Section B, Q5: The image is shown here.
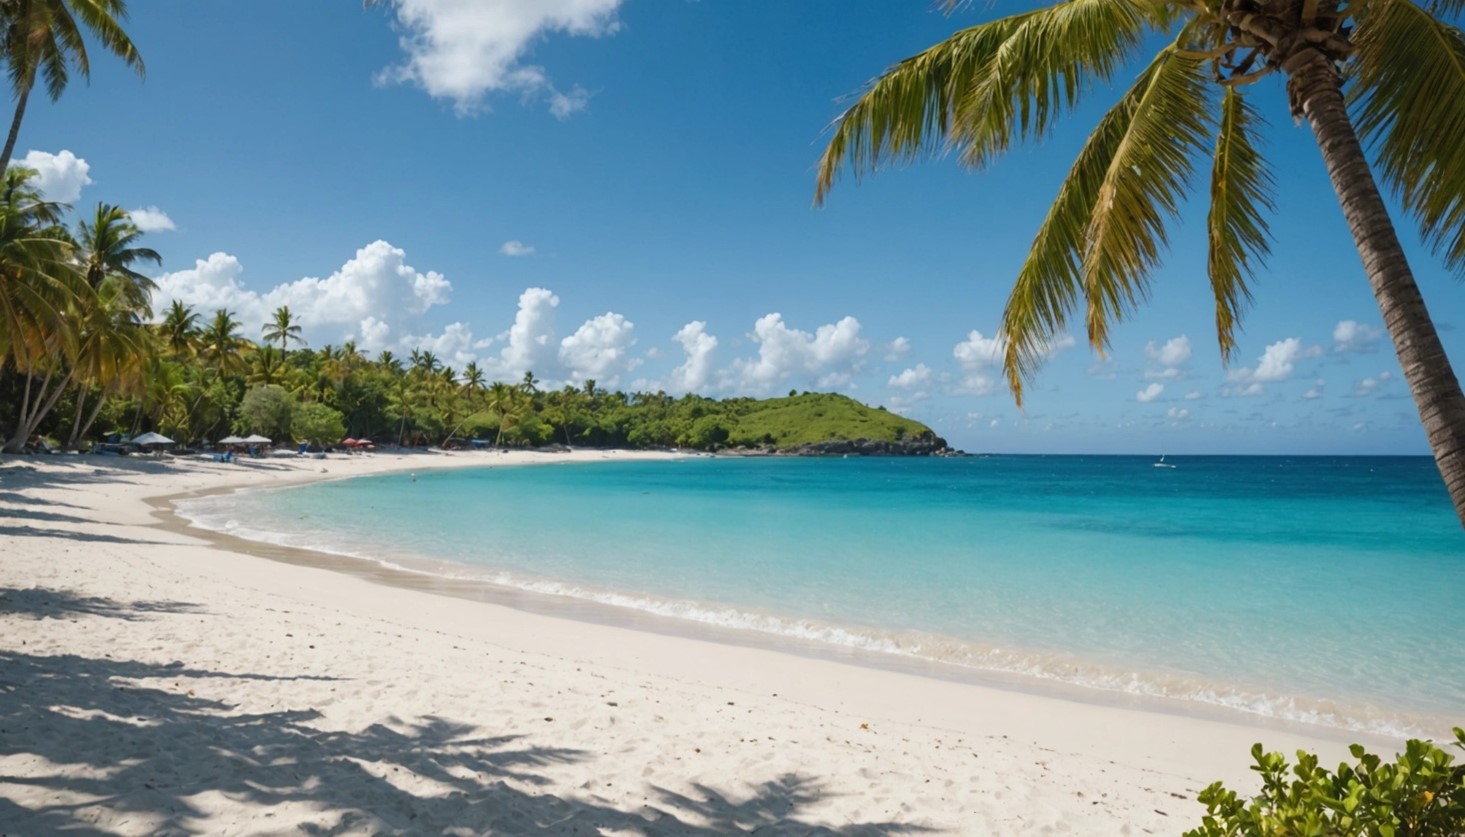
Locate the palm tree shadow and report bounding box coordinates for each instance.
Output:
[0,587,201,621]
[0,646,932,835]
[0,523,170,545]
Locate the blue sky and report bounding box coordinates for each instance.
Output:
[20,0,1465,454]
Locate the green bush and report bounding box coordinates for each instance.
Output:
[1185,728,1465,837]
[291,401,345,445]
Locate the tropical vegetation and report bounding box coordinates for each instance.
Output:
[0,179,936,452]
[1185,729,1465,836]
[815,0,1465,526]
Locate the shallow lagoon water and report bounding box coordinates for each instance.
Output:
[178,454,1465,737]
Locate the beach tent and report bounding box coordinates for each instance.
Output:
[130,432,174,447]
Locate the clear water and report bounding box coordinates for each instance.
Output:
[177,455,1465,737]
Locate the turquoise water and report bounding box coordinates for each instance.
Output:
[178,455,1465,737]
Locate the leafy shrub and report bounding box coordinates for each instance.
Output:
[1185,728,1465,836]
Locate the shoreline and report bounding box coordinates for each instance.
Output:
[159,459,1410,747]
[0,449,1409,833]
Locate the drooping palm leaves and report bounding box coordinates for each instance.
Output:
[0,0,144,173]
[815,0,1465,525]
[76,202,160,316]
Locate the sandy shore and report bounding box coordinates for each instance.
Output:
[0,448,1388,834]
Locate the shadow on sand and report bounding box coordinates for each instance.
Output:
[0,591,931,835]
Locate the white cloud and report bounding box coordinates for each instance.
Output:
[494,287,560,378]
[1136,383,1164,403]
[1333,320,1382,353]
[377,0,621,117]
[885,336,911,362]
[18,149,91,202]
[499,240,535,257]
[1230,337,1307,387]
[668,321,717,393]
[888,363,932,389]
[1302,378,1326,400]
[950,330,1073,397]
[401,321,481,370]
[152,241,453,347]
[128,206,176,233]
[559,311,636,385]
[1165,407,1190,421]
[1184,390,1202,400]
[1354,371,1393,397]
[1145,335,1192,367]
[731,313,870,392]
[1222,382,1264,397]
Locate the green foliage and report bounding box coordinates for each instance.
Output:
[1185,729,1465,837]
[291,400,344,444]
[724,393,931,448]
[235,384,293,441]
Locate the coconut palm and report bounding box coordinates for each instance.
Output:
[261,304,305,352]
[199,308,249,379]
[76,202,159,316]
[0,167,81,451]
[158,299,199,358]
[815,0,1465,525]
[0,0,145,174]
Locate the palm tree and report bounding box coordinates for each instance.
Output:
[485,381,524,446]
[0,167,80,451]
[261,304,305,353]
[76,202,159,316]
[200,308,249,379]
[815,0,1465,526]
[0,0,145,175]
[158,299,199,358]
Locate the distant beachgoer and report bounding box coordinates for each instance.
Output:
[411,473,417,483]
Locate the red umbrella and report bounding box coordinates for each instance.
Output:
[341,438,358,447]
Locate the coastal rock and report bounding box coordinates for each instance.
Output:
[782,431,950,457]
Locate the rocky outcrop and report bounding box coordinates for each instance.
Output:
[782,431,952,457]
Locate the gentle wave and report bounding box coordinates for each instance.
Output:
[175,493,1444,740]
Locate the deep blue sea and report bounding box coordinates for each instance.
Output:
[177,455,1465,737]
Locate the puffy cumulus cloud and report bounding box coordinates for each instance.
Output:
[1146,335,1192,367]
[127,206,176,233]
[731,314,870,392]
[1136,383,1164,403]
[888,363,932,389]
[499,239,535,257]
[377,0,621,117]
[667,321,717,393]
[951,329,1074,396]
[1165,407,1190,421]
[884,336,911,362]
[19,149,91,202]
[493,287,560,377]
[152,241,453,346]
[400,321,481,370]
[1333,320,1382,353]
[559,312,637,385]
[1354,370,1393,396]
[1303,378,1326,400]
[1230,337,1314,387]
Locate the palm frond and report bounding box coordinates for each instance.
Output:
[1351,0,1465,275]
[814,0,1151,204]
[1001,44,1214,403]
[1206,87,1273,363]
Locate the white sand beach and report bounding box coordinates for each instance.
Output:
[0,449,1383,834]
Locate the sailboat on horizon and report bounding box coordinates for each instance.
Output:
[1154,454,1176,469]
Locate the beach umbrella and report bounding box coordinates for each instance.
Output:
[130,432,174,446]
[218,435,246,445]
[241,434,272,445]
[341,438,358,446]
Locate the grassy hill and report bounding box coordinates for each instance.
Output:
[721,393,938,449]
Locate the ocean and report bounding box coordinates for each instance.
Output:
[176,454,1465,739]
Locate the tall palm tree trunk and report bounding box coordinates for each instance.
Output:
[1287,49,1465,527]
[0,84,31,178]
